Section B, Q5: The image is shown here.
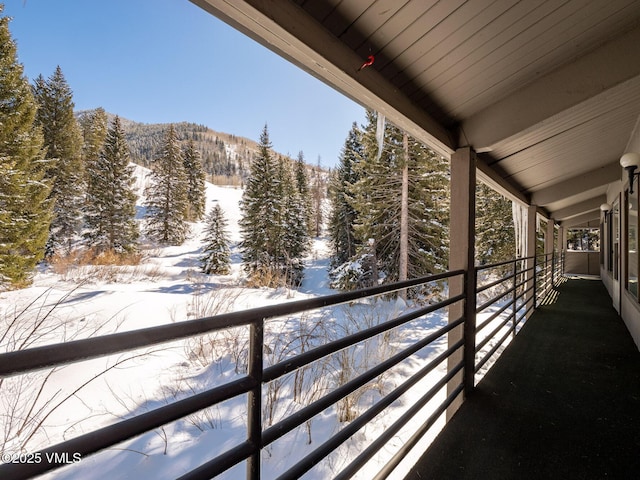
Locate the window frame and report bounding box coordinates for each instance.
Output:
[565,227,600,252]
[626,188,639,300]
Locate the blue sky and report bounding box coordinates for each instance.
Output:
[4,0,365,167]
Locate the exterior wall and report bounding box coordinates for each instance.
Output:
[621,288,640,350]
[600,181,619,305]
[602,261,614,298]
[603,120,640,350]
[565,251,600,275]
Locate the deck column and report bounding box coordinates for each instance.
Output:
[545,219,555,254]
[546,218,555,286]
[558,225,565,273]
[447,147,476,419]
[526,205,538,315]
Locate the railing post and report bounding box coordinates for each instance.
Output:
[525,205,537,317]
[545,218,555,293]
[464,268,477,394]
[542,254,551,299]
[547,253,551,294]
[247,321,264,480]
[534,253,538,308]
[512,261,518,337]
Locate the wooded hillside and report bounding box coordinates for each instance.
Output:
[77,111,267,185]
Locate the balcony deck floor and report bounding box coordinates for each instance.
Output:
[405,276,640,480]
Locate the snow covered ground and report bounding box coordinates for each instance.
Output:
[0,167,515,479]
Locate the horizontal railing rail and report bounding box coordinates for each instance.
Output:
[0,271,460,378]
[0,270,465,480]
[473,251,563,379]
[1,250,566,480]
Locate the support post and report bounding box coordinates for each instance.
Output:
[447,147,476,419]
[558,225,565,274]
[546,219,555,289]
[526,205,538,315]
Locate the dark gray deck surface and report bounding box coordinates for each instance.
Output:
[405,277,640,480]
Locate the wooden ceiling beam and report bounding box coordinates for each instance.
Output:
[476,154,529,205]
[459,24,640,151]
[530,162,620,206]
[550,196,606,221]
[560,211,601,228]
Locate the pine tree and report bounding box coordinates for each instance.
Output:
[78,108,108,175]
[277,155,309,285]
[329,122,362,267]
[310,159,325,237]
[85,116,139,252]
[200,204,231,275]
[294,151,313,236]
[0,9,53,287]
[349,111,449,284]
[239,124,280,283]
[144,124,189,245]
[78,108,108,220]
[32,66,84,255]
[476,181,515,264]
[183,139,206,221]
[239,125,309,286]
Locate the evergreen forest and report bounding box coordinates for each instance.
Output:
[115,117,256,186]
[0,7,516,291]
[327,112,515,293]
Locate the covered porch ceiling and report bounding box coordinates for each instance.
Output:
[191,0,640,227]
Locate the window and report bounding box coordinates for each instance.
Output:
[600,219,605,266]
[627,189,638,299]
[611,200,620,280]
[566,228,600,251]
[537,219,547,257]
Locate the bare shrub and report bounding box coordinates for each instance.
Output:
[262,313,332,440]
[245,265,287,289]
[90,249,143,266]
[292,314,330,405]
[0,288,141,453]
[160,380,222,432]
[48,247,162,284]
[209,174,243,187]
[50,248,142,271]
[263,326,301,428]
[184,282,247,372]
[331,302,403,423]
